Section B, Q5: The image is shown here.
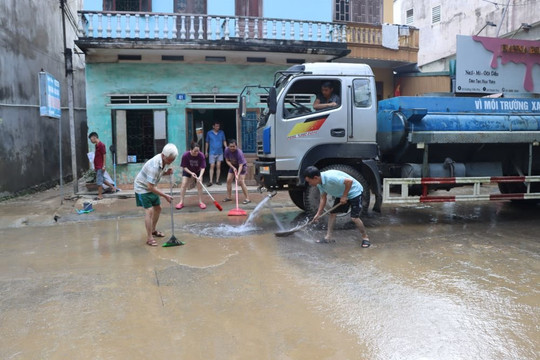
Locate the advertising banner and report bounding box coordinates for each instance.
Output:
[456,35,540,94]
[39,72,61,118]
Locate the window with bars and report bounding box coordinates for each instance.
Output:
[406,8,414,25]
[334,0,350,22]
[432,5,441,24]
[114,109,167,164]
[103,0,151,11]
[109,94,168,105]
[189,94,239,104]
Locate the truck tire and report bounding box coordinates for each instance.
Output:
[303,164,369,228]
[288,189,306,210]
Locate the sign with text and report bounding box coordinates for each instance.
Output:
[39,72,61,118]
[456,35,540,94]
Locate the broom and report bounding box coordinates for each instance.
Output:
[228,175,247,216]
[197,178,223,211]
[163,174,185,247]
[275,203,341,237]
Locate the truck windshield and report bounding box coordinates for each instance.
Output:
[275,74,292,96]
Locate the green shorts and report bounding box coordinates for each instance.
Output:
[135,192,160,209]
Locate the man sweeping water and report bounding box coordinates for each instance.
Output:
[134,143,178,246]
[304,166,370,247]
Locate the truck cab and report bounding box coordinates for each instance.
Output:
[253,63,382,211]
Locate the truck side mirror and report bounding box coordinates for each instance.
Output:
[267,87,277,114]
[240,95,247,118]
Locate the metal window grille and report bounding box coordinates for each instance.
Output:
[109,94,168,105]
[432,5,441,24]
[189,94,239,103]
[406,9,414,25]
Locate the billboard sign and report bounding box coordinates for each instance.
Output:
[456,35,540,94]
[39,72,61,118]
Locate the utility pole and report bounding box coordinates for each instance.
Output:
[60,0,78,194]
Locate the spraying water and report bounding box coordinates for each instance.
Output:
[266,200,285,230]
[182,192,281,238]
[243,196,271,227]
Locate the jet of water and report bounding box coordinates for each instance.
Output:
[243,196,271,227]
[266,200,285,230]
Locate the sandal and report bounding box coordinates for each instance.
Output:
[361,239,371,248]
[223,198,233,202]
[175,203,184,210]
[242,199,252,204]
[152,230,165,237]
[199,203,207,209]
[316,238,335,244]
[146,238,158,246]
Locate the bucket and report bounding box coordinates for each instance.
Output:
[83,202,93,211]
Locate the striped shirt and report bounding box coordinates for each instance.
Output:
[134,154,167,194]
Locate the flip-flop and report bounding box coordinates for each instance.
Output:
[175,203,184,210]
[361,239,371,248]
[199,203,207,209]
[242,199,251,204]
[152,230,165,237]
[146,239,158,246]
[223,198,233,202]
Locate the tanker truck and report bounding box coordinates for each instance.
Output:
[246,62,540,214]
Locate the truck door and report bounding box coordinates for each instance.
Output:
[275,78,347,171]
[347,77,377,143]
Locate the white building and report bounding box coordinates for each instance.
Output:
[393,0,539,72]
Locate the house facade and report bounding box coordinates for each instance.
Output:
[0,0,87,198]
[77,0,418,185]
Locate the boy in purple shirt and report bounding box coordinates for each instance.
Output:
[223,139,251,204]
[175,143,207,210]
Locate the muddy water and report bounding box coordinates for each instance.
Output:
[0,201,539,359]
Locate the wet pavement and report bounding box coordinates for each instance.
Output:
[0,187,539,359]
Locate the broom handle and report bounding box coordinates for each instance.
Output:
[197,178,216,202]
[169,174,175,237]
[235,175,239,209]
[311,203,341,224]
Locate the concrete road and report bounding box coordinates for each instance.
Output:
[0,189,538,359]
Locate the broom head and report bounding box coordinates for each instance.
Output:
[228,208,247,216]
[162,235,185,247]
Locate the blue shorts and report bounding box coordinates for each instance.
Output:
[208,154,223,164]
[96,169,105,186]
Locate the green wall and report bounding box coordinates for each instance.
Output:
[86,62,282,184]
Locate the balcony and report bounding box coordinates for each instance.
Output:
[76,11,418,67]
[344,22,419,68]
[76,11,350,63]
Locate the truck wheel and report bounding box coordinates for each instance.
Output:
[288,189,306,210]
[303,164,369,228]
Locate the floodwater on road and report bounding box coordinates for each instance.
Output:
[0,199,538,359]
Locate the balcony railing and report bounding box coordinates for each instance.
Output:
[78,11,347,43]
[346,22,419,49]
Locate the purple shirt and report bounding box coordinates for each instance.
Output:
[181,151,206,174]
[224,147,247,171]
